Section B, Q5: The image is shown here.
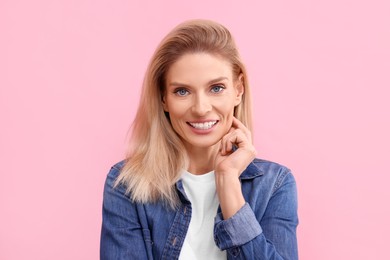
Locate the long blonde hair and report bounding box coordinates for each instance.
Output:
[115,19,253,208]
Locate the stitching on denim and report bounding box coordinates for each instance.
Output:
[272,169,289,194]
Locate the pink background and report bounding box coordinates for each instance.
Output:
[1,0,389,259]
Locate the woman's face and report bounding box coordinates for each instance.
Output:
[163,53,243,152]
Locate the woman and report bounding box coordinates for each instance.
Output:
[100,19,298,259]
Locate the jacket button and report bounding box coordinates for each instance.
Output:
[232,247,240,256]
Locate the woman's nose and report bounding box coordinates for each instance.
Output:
[191,94,212,115]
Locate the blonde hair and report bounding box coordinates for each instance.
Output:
[115,19,253,208]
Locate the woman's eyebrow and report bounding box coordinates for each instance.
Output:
[169,77,229,88]
[207,77,228,85]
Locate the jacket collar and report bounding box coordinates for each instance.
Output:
[239,160,264,180]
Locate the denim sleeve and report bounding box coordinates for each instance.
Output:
[100,166,152,260]
[213,172,299,259]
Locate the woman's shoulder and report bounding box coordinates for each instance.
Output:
[252,158,291,173]
[108,160,126,176]
[243,158,291,175]
[242,158,297,199]
[103,160,127,191]
[242,158,295,185]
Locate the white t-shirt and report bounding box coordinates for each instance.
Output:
[179,170,227,260]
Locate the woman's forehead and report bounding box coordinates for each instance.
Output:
[166,53,233,85]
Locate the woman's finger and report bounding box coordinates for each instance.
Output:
[232,117,252,141]
[221,128,247,154]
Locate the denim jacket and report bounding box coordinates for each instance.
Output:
[100,158,298,259]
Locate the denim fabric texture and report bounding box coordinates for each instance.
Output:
[100,159,299,259]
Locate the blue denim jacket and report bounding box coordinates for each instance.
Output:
[100,159,298,259]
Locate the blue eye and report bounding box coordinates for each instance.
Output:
[174,88,189,96]
[211,85,224,93]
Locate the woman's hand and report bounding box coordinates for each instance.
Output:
[215,117,256,176]
[214,117,256,219]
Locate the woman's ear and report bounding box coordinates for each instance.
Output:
[162,93,169,112]
[234,73,244,106]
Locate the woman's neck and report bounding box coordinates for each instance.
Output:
[185,144,219,175]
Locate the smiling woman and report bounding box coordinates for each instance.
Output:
[100,19,299,260]
[163,53,244,156]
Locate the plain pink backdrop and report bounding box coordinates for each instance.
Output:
[1,0,389,259]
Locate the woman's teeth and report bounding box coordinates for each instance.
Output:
[189,121,217,130]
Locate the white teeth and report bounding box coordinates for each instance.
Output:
[189,121,217,130]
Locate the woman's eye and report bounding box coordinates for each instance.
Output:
[174,88,189,96]
[211,85,224,93]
